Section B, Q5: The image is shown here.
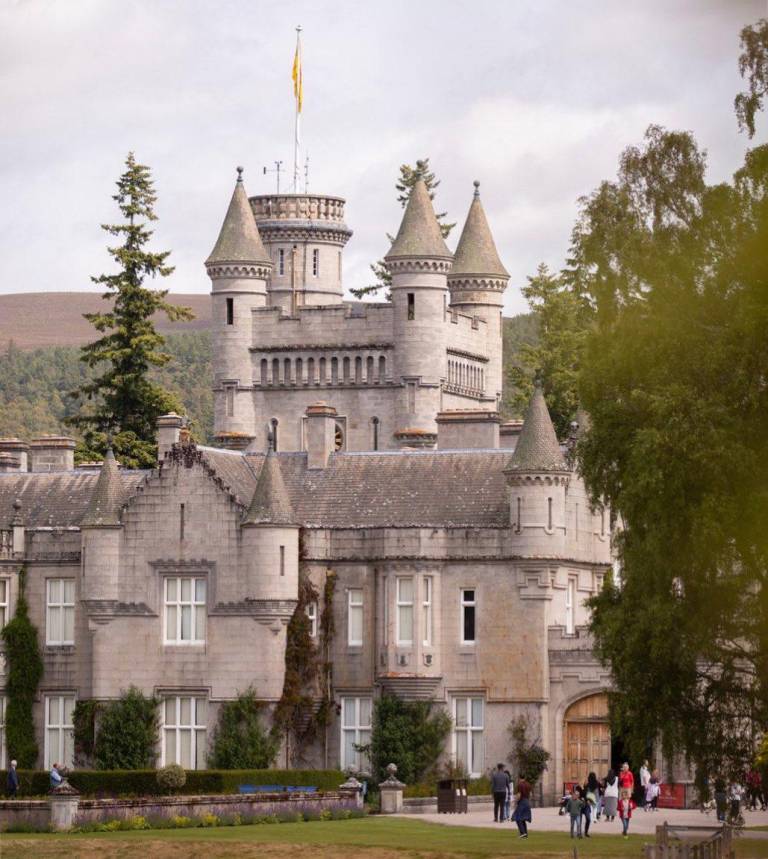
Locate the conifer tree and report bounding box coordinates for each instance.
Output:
[351,158,455,299]
[68,153,192,468]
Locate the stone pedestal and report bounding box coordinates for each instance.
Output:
[48,780,80,831]
[378,763,405,814]
[339,773,365,809]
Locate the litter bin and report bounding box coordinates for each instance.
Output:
[437,778,468,813]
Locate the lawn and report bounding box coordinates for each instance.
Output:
[3,817,767,859]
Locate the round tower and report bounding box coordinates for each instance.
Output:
[206,168,273,446]
[505,382,570,555]
[249,193,352,311]
[384,179,453,446]
[448,182,509,406]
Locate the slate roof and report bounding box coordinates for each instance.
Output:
[81,449,124,527]
[206,176,271,266]
[450,185,509,279]
[385,179,452,261]
[242,449,295,526]
[506,384,567,473]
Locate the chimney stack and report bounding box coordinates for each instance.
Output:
[157,413,185,463]
[0,438,30,471]
[28,436,75,472]
[305,403,337,469]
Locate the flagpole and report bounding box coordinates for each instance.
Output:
[293,25,302,193]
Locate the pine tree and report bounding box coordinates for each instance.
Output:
[67,153,193,468]
[351,158,455,299]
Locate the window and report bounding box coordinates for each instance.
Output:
[46,579,75,646]
[371,416,379,451]
[164,577,206,644]
[340,696,372,772]
[0,696,5,769]
[335,421,345,451]
[396,577,414,646]
[347,588,363,646]
[163,696,207,769]
[422,577,433,646]
[312,248,320,276]
[453,697,484,777]
[270,418,279,451]
[565,577,576,634]
[0,578,8,628]
[306,601,318,638]
[280,545,285,577]
[226,297,234,325]
[278,248,285,275]
[407,292,415,320]
[45,695,75,769]
[226,386,234,418]
[338,250,342,279]
[460,588,476,644]
[516,497,522,533]
[547,497,553,531]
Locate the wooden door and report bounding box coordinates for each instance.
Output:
[564,693,610,784]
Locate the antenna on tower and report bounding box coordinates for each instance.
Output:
[263,160,284,194]
[304,154,310,193]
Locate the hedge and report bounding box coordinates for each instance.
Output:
[403,776,491,798]
[0,768,346,798]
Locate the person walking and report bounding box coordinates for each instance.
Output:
[503,769,512,821]
[746,768,763,811]
[603,769,619,821]
[639,760,651,808]
[618,762,634,795]
[566,786,585,838]
[512,774,532,839]
[618,791,636,839]
[582,773,598,836]
[714,777,728,822]
[6,760,19,798]
[490,763,508,823]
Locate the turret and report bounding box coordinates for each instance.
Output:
[80,449,124,602]
[448,182,509,406]
[240,444,299,601]
[249,193,352,311]
[504,383,569,554]
[206,168,273,447]
[385,179,453,446]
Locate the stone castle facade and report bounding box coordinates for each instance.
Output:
[0,171,613,801]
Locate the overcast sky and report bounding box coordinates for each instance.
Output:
[0,0,765,316]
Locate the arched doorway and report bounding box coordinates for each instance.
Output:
[563,693,610,784]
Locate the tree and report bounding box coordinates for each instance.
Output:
[351,158,455,299]
[1,569,44,768]
[67,152,192,468]
[506,264,587,438]
[736,18,768,138]
[507,716,550,787]
[368,693,452,784]
[209,689,278,769]
[93,687,159,770]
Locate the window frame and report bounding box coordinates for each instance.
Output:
[161,695,207,770]
[278,248,285,275]
[306,600,318,638]
[312,248,320,277]
[340,695,372,772]
[347,588,364,647]
[452,696,484,778]
[395,577,414,647]
[163,576,207,645]
[0,578,8,629]
[46,578,75,646]
[422,576,433,647]
[44,694,75,770]
[565,577,576,634]
[460,588,476,645]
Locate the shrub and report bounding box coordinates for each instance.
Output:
[156,764,186,793]
[95,687,160,770]
[319,809,333,821]
[210,689,278,769]
[170,815,193,828]
[508,716,550,788]
[199,813,219,827]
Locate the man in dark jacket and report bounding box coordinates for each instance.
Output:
[491,763,509,822]
[6,759,19,798]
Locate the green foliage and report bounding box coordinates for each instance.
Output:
[156,764,186,792]
[735,18,768,138]
[352,158,454,299]
[369,694,452,785]
[72,699,100,767]
[0,331,213,447]
[67,152,193,467]
[506,265,587,437]
[1,568,43,768]
[210,689,278,770]
[94,687,160,770]
[507,716,550,787]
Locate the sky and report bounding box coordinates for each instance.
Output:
[0,0,765,316]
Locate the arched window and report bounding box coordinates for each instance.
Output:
[272,358,280,385]
[371,416,380,451]
[295,358,303,384]
[284,357,292,384]
[260,359,268,385]
[331,357,339,384]
[366,355,374,382]
[270,418,279,451]
[343,356,351,382]
[334,422,345,451]
[355,356,363,384]
[378,355,386,381]
[307,357,315,384]
[319,357,327,383]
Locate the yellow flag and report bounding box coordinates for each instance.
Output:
[292,39,303,113]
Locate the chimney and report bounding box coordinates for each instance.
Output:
[436,411,500,449]
[305,403,337,469]
[0,438,30,471]
[28,436,75,472]
[499,419,523,450]
[0,452,21,473]
[157,413,185,462]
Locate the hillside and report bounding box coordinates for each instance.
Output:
[0,292,211,350]
[0,304,536,446]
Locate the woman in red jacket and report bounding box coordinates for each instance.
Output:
[618,762,635,793]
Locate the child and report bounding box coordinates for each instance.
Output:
[566,787,585,838]
[558,786,572,816]
[618,791,636,839]
[646,775,660,811]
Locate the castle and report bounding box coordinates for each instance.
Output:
[0,171,614,801]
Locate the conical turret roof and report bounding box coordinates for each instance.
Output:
[506,383,567,472]
[450,183,509,278]
[242,450,295,526]
[206,171,271,266]
[385,179,452,261]
[81,449,124,527]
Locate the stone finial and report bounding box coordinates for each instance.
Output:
[12,498,22,525]
[473,179,480,198]
[236,165,244,182]
[379,762,405,788]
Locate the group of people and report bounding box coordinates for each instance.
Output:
[711,771,766,824]
[490,764,532,838]
[5,760,64,797]
[560,762,642,839]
